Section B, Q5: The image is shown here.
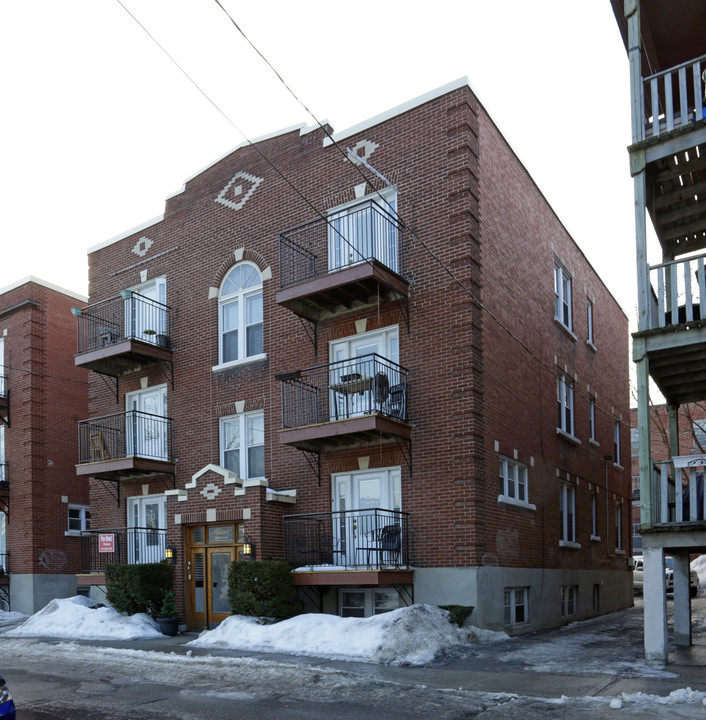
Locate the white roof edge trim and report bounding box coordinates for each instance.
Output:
[323,77,469,146]
[0,276,87,302]
[87,215,165,254]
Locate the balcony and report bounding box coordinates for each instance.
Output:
[72,292,172,379]
[76,410,175,481]
[80,527,167,573]
[283,508,412,585]
[276,199,408,323]
[646,456,706,541]
[277,353,410,453]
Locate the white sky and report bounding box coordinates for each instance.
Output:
[0,1,638,319]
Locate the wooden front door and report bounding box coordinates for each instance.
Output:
[185,524,243,630]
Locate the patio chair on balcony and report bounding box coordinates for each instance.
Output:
[89,432,110,462]
[386,383,406,420]
[358,524,401,568]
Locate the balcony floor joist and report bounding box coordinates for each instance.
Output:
[292,569,414,587]
[75,456,176,482]
[75,338,173,378]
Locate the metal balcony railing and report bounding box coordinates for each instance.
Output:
[641,55,706,141]
[279,199,404,288]
[0,373,6,399]
[278,353,408,429]
[78,411,173,464]
[647,252,706,329]
[0,461,7,487]
[0,552,8,575]
[80,527,167,573]
[74,292,171,354]
[283,508,410,570]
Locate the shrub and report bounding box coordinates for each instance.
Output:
[105,563,174,618]
[228,560,301,621]
[439,604,474,627]
[159,590,178,619]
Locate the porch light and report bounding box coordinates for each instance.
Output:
[240,537,255,561]
[70,307,82,317]
[165,546,177,564]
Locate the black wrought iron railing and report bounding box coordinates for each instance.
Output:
[80,527,167,573]
[283,508,410,570]
[0,373,7,400]
[73,291,171,354]
[78,411,174,464]
[0,552,8,575]
[278,353,408,429]
[0,461,7,487]
[279,199,404,288]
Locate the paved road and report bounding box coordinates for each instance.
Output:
[3,596,706,719]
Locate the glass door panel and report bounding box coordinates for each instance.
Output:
[208,549,234,620]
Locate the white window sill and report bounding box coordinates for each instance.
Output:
[497,494,536,512]
[587,340,597,352]
[590,535,601,542]
[589,438,600,447]
[613,463,624,471]
[556,428,582,445]
[615,548,626,555]
[559,540,581,549]
[64,531,84,537]
[554,317,577,341]
[212,353,267,372]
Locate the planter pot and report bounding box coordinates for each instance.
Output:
[156,617,179,636]
[156,334,170,348]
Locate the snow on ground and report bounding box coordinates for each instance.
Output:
[187,604,507,665]
[2,596,163,641]
[691,554,706,593]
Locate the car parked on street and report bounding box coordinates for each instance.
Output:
[0,674,16,720]
[633,556,699,596]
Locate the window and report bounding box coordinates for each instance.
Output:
[125,276,167,343]
[0,424,5,485]
[591,491,599,539]
[613,420,621,466]
[560,483,576,545]
[218,262,263,366]
[504,587,529,626]
[554,261,572,331]
[561,585,578,617]
[592,584,600,613]
[498,456,533,507]
[693,419,706,452]
[339,588,402,618]
[220,411,265,480]
[589,397,597,443]
[631,427,639,457]
[67,505,91,534]
[615,500,623,551]
[557,374,575,437]
[586,298,594,346]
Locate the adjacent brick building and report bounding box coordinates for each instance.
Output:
[0,277,89,613]
[75,79,632,633]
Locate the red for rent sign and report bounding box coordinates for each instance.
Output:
[98,534,115,553]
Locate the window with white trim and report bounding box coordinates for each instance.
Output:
[498,456,530,505]
[613,420,621,466]
[560,482,576,544]
[557,374,575,436]
[218,262,263,366]
[0,424,5,485]
[615,500,623,551]
[504,587,529,626]
[589,396,597,443]
[561,585,578,617]
[554,261,572,331]
[220,411,265,480]
[67,504,91,534]
[586,297,594,346]
[591,491,599,539]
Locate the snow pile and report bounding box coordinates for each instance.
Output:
[0,610,28,628]
[691,554,706,592]
[620,687,706,706]
[187,604,504,665]
[3,596,164,641]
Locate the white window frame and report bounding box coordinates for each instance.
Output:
[66,504,91,536]
[215,262,265,370]
[219,411,265,482]
[589,397,597,444]
[504,587,529,626]
[498,456,536,510]
[557,373,577,440]
[0,424,5,484]
[591,491,600,541]
[561,585,578,617]
[338,587,402,618]
[586,297,595,349]
[560,482,579,547]
[613,420,622,467]
[615,500,624,552]
[554,261,573,332]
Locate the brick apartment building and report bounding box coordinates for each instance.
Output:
[0,277,89,614]
[74,79,632,633]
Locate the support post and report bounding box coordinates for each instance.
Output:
[643,545,668,662]
[673,551,692,647]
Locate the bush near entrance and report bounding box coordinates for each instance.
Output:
[105,563,175,619]
[228,560,301,621]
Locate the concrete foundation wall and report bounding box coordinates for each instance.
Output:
[10,574,78,614]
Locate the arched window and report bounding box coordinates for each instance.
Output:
[219,262,263,364]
